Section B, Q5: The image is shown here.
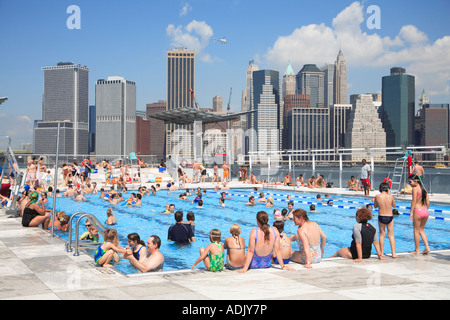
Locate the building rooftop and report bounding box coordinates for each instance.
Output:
[298,64,322,74]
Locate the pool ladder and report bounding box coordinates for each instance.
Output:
[65,212,108,256]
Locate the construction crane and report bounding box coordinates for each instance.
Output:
[227,87,232,113]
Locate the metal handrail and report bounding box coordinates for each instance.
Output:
[66,211,107,256]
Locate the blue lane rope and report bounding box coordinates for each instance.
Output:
[213,191,450,222]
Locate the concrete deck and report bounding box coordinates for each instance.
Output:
[1,182,450,301]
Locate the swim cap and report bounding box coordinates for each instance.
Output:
[29,191,39,204]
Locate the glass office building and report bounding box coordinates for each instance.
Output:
[296,64,324,108]
[381,67,415,147]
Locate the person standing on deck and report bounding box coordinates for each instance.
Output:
[360,159,371,196]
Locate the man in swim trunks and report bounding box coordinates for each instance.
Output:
[192,162,200,183]
[222,161,229,184]
[374,182,397,258]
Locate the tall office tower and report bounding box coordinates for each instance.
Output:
[166,48,195,160]
[146,101,166,159]
[34,62,90,155]
[334,50,347,104]
[296,64,324,108]
[213,96,223,113]
[283,60,296,100]
[345,94,386,161]
[416,103,450,147]
[381,67,415,147]
[330,103,352,156]
[95,76,136,156]
[286,107,330,160]
[241,60,259,132]
[321,63,335,107]
[282,94,310,149]
[251,70,281,155]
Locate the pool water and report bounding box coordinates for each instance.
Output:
[48,188,450,274]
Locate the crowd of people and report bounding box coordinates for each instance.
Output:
[0,155,433,274]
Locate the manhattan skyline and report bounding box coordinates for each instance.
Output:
[1,0,449,149]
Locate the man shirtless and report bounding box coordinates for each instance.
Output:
[222,161,230,184]
[124,235,164,272]
[307,176,315,188]
[373,182,397,258]
[414,160,425,182]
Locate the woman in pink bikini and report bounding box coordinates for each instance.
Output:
[408,175,431,255]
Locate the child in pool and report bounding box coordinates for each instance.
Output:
[191,229,224,272]
[94,229,126,268]
[126,233,148,263]
[183,211,196,234]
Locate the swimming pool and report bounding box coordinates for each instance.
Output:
[48,188,450,275]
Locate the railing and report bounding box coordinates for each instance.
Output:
[65,211,107,256]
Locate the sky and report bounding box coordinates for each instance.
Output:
[0,0,449,149]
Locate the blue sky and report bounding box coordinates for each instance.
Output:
[1,0,449,148]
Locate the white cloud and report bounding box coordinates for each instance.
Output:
[263,1,450,97]
[180,3,192,17]
[17,115,32,123]
[166,20,217,63]
[399,25,428,45]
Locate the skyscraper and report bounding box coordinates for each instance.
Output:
[241,60,259,133]
[282,59,296,100]
[95,76,136,156]
[287,107,330,160]
[345,94,386,161]
[296,64,324,108]
[213,96,223,113]
[166,48,195,159]
[334,50,347,104]
[146,101,166,158]
[381,67,415,147]
[34,62,90,155]
[321,63,335,107]
[252,70,281,154]
[330,103,352,154]
[282,94,310,150]
[416,103,449,147]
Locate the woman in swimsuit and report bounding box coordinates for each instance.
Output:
[290,209,327,268]
[191,229,224,272]
[21,191,51,228]
[408,175,431,255]
[238,211,293,273]
[224,224,246,270]
[127,233,148,263]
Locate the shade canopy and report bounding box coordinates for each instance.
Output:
[147,107,255,125]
